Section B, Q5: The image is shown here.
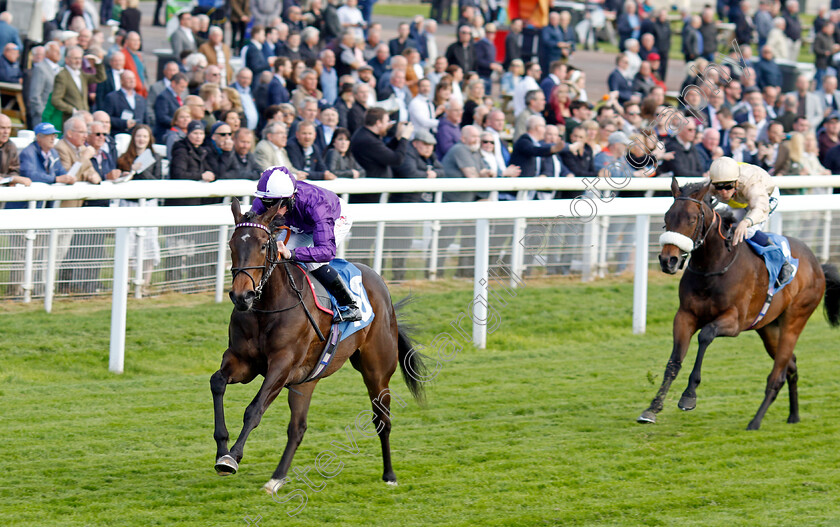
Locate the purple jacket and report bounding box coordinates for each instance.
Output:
[251,180,342,263]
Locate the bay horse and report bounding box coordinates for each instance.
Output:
[638,179,840,430]
[210,199,427,492]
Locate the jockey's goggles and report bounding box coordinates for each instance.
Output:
[713,182,735,191]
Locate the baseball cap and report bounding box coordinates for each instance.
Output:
[647,52,660,61]
[34,122,59,136]
[828,111,840,121]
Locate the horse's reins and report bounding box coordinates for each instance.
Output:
[231,222,326,342]
[673,196,740,277]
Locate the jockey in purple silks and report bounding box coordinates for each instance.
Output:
[251,166,362,322]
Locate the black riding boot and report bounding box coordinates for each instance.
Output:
[750,230,794,287]
[311,264,362,323]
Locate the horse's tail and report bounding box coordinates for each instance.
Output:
[822,263,840,327]
[393,296,427,404]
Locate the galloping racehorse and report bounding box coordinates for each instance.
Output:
[638,179,840,429]
[211,200,427,492]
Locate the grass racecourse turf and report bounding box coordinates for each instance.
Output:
[2,274,840,526]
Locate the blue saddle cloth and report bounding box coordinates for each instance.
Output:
[745,232,798,295]
[326,259,375,341]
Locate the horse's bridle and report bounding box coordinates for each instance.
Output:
[229,221,326,342]
[673,196,721,254]
[230,222,281,301]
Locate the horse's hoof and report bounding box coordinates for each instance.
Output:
[678,396,696,411]
[214,455,239,476]
[385,480,398,487]
[637,410,657,424]
[263,478,287,494]
[746,421,761,431]
[787,415,800,424]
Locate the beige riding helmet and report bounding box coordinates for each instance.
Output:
[709,157,740,184]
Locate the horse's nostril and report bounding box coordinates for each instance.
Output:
[669,256,678,268]
[244,290,256,300]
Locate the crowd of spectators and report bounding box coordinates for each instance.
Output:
[0,0,837,285]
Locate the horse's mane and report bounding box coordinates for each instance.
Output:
[679,181,738,231]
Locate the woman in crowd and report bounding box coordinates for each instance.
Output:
[548,83,572,126]
[165,106,192,159]
[433,78,452,114]
[501,59,524,97]
[116,124,163,294]
[222,110,242,134]
[461,79,485,127]
[334,84,355,129]
[581,120,602,155]
[325,127,365,179]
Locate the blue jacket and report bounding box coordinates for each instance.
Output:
[244,42,270,76]
[9,143,67,209]
[0,21,21,51]
[251,179,342,263]
[103,90,148,134]
[755,58,782,89]
[153,88,181,141]
[267,75,290,106]
[540,24,574,65]
[0,55,21,83]
[474,38,497,79]
[509,134,554,178]
[608,69,633,104]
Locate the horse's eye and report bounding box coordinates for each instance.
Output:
[261,243,267,251]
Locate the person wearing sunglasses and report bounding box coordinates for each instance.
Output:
[709,156,793,285]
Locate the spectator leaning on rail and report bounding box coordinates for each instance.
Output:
[248,166,362,322]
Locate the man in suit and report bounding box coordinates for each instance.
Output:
[103,71,147,134]
[51,46,107,125]
[389,22,416,57]
[153,73,188,141]
[607,54,633,105]
[146,61,184,130]
[510,115,565,180]
[818,75,840,119]
[198,27,234,85]
[788,74,825,129]
[540,60,566,102]
[243,25,272,77]
[171,12,198,59]
[286,120,331,180]
[504,18,523,69]
[94,52,125,110]
[540,11,574,73]
[27,42,62,128]
[347,82,370,133]
[513,89,546,142]
[231,129,262,179]
[254,122,296,173]
[267,59,291,106]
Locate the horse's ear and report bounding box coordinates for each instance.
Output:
[670,176,680,198]
[700,180,712,197]
[231,198,242,223]
[257,200,281,225]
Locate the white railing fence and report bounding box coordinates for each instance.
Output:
[2,177,840,372]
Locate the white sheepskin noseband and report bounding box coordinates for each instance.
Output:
[659,231,695,253]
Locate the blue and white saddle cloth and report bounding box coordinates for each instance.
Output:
[745,232,798,328]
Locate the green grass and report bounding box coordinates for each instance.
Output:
[3,275,840,526]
